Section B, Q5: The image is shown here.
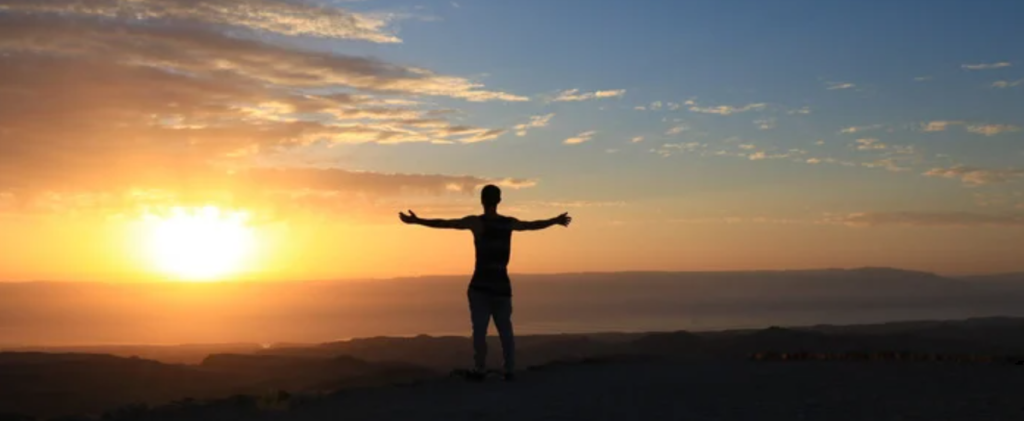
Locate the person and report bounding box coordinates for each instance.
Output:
[399,184,572,381]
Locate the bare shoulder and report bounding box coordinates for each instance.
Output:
[462,215,483,229]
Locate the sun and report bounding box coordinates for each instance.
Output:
[145,205,255,281]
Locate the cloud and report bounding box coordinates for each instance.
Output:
[649,101,664,111]
[787,107,812,115]
[861,158,909,172]
[754,118,776,130]
[0,0,404,43]
[527,200,627,209]
[825,82,856,90]
[962,62,1012,71]
[919,121,1020,136]
[747,150,799,161]
[491,178,538,190]
[688,103,766,115]
[992,80,1024,88]
[924,166,1024,186]
[738,144,757,150]
[564,130,597,145]
[803,157,857,167]
[920,121,964,132]
[513,113,555,136]
[630,136,645,143]
[831,211,1024,228]
[0,16,527,103]
[840,124,883,134]
[966,124,1022,136]
[854,138,887,150]
[552,89,626,102]
[665,125,689,136]
[0,5,534,216]
[815,140,825,146]
[654,142,704,157]
[889,145,917,155]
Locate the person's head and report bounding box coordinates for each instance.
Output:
[480,184,501,209]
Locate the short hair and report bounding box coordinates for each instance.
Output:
[481,184,501,207]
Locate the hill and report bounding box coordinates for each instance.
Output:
[5,316,1024,419]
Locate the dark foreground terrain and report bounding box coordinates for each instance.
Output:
[4,316,1024,420]
[115,359,1024,421]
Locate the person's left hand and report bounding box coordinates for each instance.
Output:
[399,210,419,224]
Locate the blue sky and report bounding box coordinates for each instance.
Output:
[321,0,1024,213]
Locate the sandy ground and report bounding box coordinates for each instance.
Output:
[208,360,1021,421]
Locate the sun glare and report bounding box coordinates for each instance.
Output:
[145,206,255,281]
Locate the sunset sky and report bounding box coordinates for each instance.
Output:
[0,0,1022,282]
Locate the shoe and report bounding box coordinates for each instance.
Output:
[466,369,487,382]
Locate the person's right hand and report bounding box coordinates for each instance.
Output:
[399,210,419,224]
[554,212,572,227]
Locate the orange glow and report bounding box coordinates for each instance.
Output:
[142,206,255,282]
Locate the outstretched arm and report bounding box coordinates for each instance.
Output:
[511,212,572,231]
[399,210,474,230]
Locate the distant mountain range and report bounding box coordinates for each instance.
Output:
[3,267,1024,347]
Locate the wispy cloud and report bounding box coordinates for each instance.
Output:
[492,178,539,190]
[804,157,857,167]
[630,136,645,143]
[0,0,405,43]
[748,149,805,161]
[665,125,689,136]
[688,103,766,115]
[924,165,1024,186]
[738,144,757,150]
[854,138,887,150]
[787,107,812,115]
[966,124,1022,136]
[992,80,1024,89]
[840,124,883,134]
[564,130,597,145]
[920,121,965,132]
[830,211,1024,227]
[754,118,776,130]
[551,89,626,102]
[513,113,555,136]
[654,142,705,157]
[0,2,535,215]
[861,158,909,172]
[825,81,856,90]
[962,62,1012,71]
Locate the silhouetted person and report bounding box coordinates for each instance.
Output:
[399,184,571,381]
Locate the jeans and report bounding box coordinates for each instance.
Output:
[467,289,515,372]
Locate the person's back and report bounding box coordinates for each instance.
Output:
[399,184,571,380]
[469,213,515,297]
